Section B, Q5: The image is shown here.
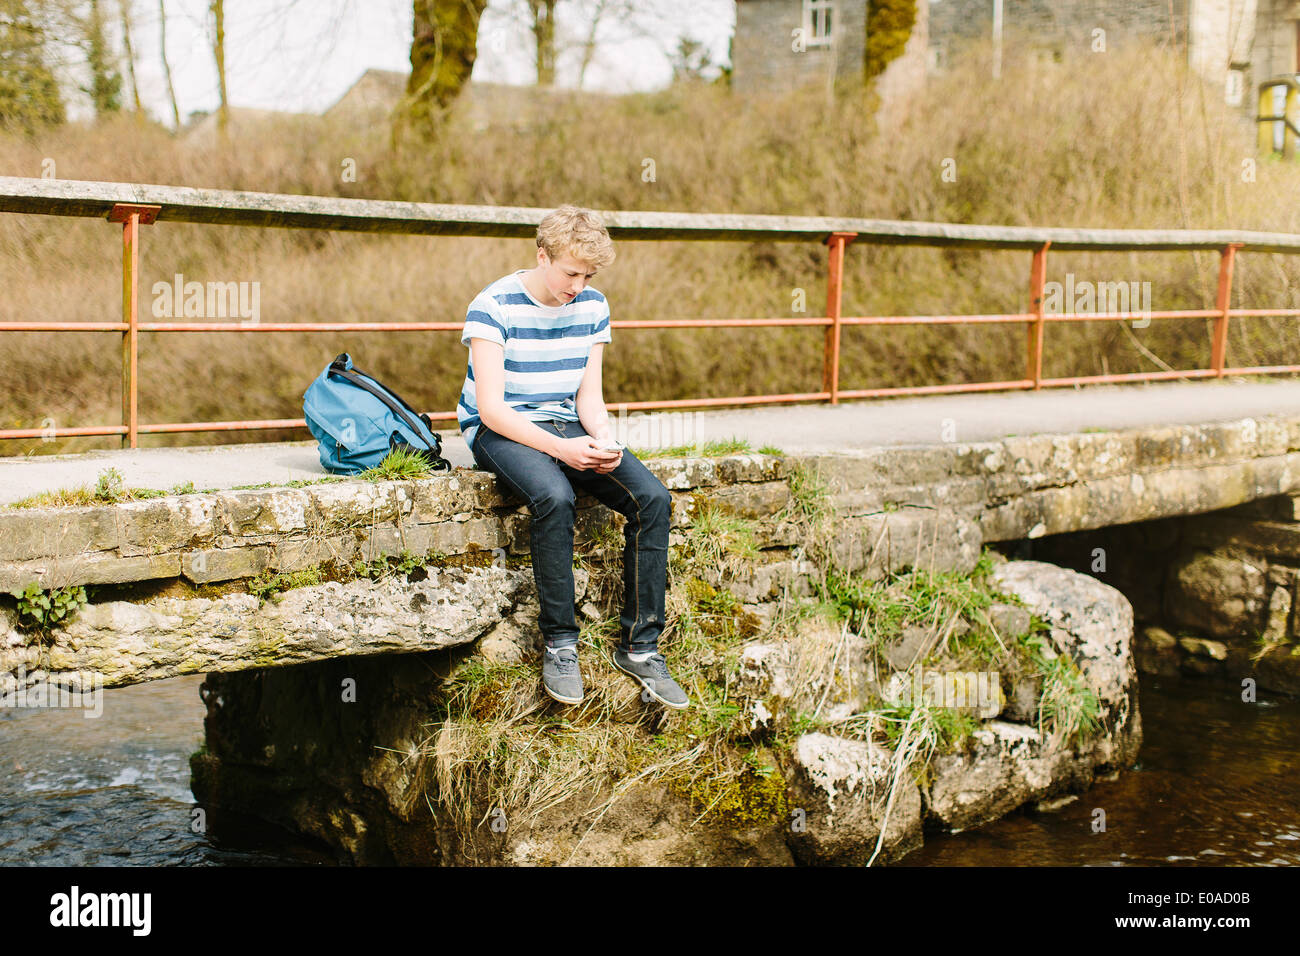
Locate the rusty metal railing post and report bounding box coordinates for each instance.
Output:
[1026,241,1050,390]
[1211,243,1243,377]
[822,231,857,404]
[108,204,160,449]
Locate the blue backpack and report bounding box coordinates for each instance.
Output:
[303,353,452,476]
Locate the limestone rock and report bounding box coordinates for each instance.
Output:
[883,625,930,671]
[786,733,922,866]
[992,560,1137,719]
[828,509,981,579]
[733,619,877,733]
[729,559,818,604]
[926,721,1094,831]
[8,565,534,687]
[1261,586,1292,645]
[1177,636,1228,660]
[1166,551,1267,640]
[1135,625,1181,677]
[987,602,1032,640]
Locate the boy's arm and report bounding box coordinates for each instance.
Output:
[470,338,565,457]
[576,343,612,442]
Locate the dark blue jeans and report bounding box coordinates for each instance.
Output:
[470,418,672,654]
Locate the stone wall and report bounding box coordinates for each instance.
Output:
[5,413,1299,692]
[929,0,1189,50]
[732,0,929,110]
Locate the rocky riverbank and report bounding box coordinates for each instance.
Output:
[189,547,1140,866]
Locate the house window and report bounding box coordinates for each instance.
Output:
[804,0,834,48]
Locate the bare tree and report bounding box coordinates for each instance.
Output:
[499,0,711,90]
[526,0,556,86]
[117,0,141,114]
[157,0,179,128]
[209,0,227,136]
[573,0,607,89]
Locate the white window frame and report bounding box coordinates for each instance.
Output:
[803,0,834,49]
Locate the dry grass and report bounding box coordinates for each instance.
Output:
[6,37,1299,459]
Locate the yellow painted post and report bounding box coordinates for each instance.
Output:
[1259,83,1274,156]
[1286,83,1298,161]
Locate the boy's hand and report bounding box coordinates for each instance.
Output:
[556,436,622,472]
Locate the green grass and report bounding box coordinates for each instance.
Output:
[631,437,753,460]
[4,448,451,510]
[817,549,1004,663]
[1020,624,1102,747]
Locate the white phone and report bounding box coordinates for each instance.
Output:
[598,439,625,452]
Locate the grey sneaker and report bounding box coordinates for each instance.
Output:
[542,646,584,704]
[613,649,689,709]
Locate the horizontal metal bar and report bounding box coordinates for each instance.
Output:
[6,176,1300,251]
[136,321,465,332]
[1041,309,1221,322]
[1039,369,1218,387]
[611,317,833,328]
[838,379,1035,399]
[1220,365,1300,376]
[605,392,833,410]
[132,418,314,434]
[0,322,130,332]
[0,425,128,439]
[842,313,1032,326]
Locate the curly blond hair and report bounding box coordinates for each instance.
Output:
[536,204,616,271]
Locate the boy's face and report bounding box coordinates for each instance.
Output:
[535,248,597,306]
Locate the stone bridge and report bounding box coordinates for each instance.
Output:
[3,380,1300,693]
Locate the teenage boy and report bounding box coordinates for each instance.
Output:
[457,204,688,709]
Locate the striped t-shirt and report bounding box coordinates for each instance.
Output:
[457,269,612,451]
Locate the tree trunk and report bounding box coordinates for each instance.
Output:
[575,0,609,90]
[210,0,228,137]
[85,0,122,116]
[402,0,488,138]
[158,0,181,128]
[528,0,557,87]
[118,0,143,116]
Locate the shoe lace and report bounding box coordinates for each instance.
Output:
[646,653,672,681]
[552,649,579,675]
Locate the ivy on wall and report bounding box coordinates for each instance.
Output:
[864,0,918,82]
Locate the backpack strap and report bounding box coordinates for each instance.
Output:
[327,364,442,457]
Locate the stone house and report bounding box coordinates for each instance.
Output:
[732,1,1299,112]
[927,0,1299,110]
[731,0,930,106]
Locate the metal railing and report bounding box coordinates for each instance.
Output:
[2,176,1300,449]
[1258,76,1300,160]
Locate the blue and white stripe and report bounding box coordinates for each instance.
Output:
[458,269,611,451]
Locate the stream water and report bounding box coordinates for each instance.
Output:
[1,671,1296,866]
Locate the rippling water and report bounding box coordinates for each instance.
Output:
[901,676,1300,866]
[0,675,335,866]
[1,671,1295,866]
